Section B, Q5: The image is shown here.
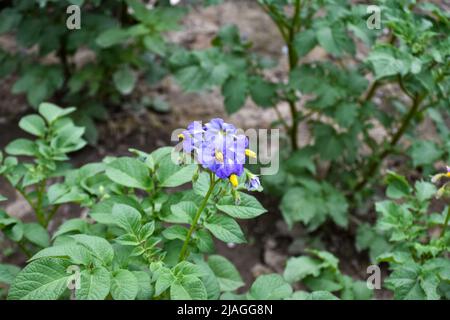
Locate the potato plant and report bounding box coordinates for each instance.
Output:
[169,0,450,230]
[0,0,187,143]
[0,0,449,302]
[1,104,271,300]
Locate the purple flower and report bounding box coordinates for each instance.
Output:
[179,121,204,152]
[245,175,261,191]
[178,118,258,189]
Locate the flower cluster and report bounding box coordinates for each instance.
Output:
[178,118,260,191]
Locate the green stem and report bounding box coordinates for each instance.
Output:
[440,206,450,238]
[44,204,60,227]
[35,179,47,227]
[353,93,424,193]
[17,187,38,214]
[259,0,302,150]
[286,0,302,150]
[178,173,216,262]
[17,241,32,259]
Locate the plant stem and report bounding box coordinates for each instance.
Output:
[440,206,450,238]
[288,0,302,68]
[353,94,423,192]
[259,0,302,150]
[286,0,302,150]
[35,179,47,227]
[17,241,32,259]
[17,187,38,214]
[178,173,216,262]
[44,204,60,228]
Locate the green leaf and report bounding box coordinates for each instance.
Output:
[154,269,175,296]
[367,47,407,79]
[71,235,114,266]
[283,256,322,283]
[0,263,21,285]
[75,267,111,300]
[222,74,247,114]
[415,181,436,202]
[29,243,92,266]
[23,223,50,247]
[164,201,197,224]
[375,201,414,242]
[110,269,139,300]
[133,271,153,300]
[53,219,88,239]
[5,221,23,242]
[207,255,243,292]
[193,258,220,300]
[162,225,188,241]
[112,204,142,233]
[289,290,339,300]
[170,276,207,300]
[248,76,277,108]
[193,172,211,196]
[38,102,75,124]
[204,214,246,244]
[248,274,293,300]
[293,29,317,57]
[5,139,36,156]
[106,157,151,190]
[18,115,46,137]
[96,28,129,48]
[280,187,317,227]
[349,280,374,300]
[143,34,167,56]
[216,193,266,219]
[8,258,71,300]
[421,273,440,300]
[113,66,137,95]
[156,154,196,187]
[316,25,354,57]
[385,171,411,199]
[409,140,443,167]
[90,196,144,226]
[316,27,339,55]
[385,264,426,300]
[195,229,215,253]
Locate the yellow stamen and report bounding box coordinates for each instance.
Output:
[245,149,257,159]
[446,172,450,178]
[229,174,238,188]
[178,133,185,140]
[215,151,224,163]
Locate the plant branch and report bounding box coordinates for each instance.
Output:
[45,204,61,228]
[35,179,47,226]
[440,206,450,238]
[353,93,424,192]
[17,241,32,259]
[178,172,216,262]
